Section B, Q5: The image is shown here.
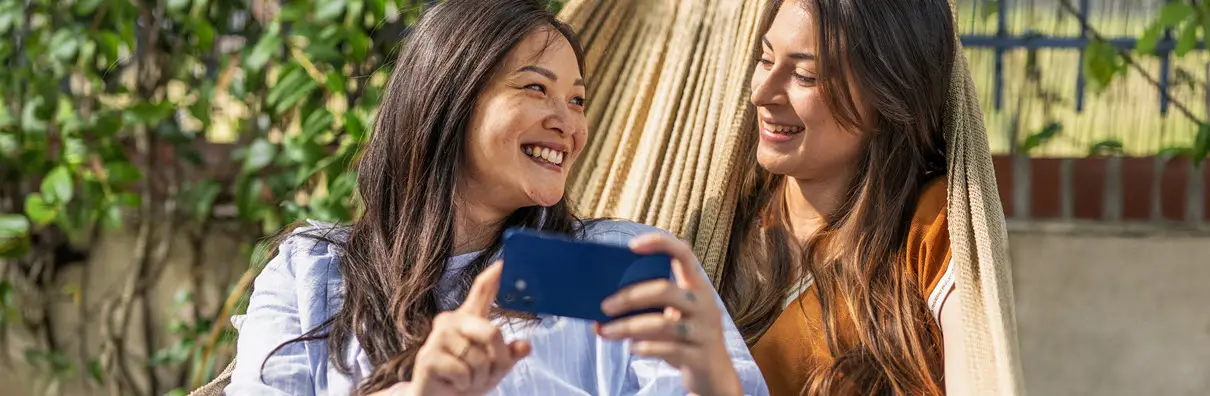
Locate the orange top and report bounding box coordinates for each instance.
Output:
[748,179,954,395]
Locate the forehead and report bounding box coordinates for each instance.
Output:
[766,0,815,52]
[502,28,581,76]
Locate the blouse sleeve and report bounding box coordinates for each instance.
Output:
[905,179,955,321]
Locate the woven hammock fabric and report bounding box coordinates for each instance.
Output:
[561,0,765,278]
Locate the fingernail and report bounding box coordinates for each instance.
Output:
[598,323,619,337]
[601,298,618,314]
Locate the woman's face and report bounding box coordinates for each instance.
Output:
[462,28,588,209]
[750,0,865,181]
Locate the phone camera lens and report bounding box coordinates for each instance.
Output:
[503,294,515,303]
[522,296,533,306]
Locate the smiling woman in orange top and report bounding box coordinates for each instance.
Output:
[714,0,967,394]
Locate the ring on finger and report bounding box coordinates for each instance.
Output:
[457,339,473,360]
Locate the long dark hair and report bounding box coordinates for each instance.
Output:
[719,0,954,394]
[263,1,587,394]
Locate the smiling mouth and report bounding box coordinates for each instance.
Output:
[522,144,567,168]
[761,121,805,136]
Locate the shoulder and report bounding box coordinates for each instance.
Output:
[904,178,954,315]
[576,219,670,247]
[260,220,349,286]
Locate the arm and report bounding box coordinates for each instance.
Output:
[226,238,316,396]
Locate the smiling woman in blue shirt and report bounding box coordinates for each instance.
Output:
[224,1,768,395]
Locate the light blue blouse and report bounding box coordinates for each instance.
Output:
[226,219,769,395]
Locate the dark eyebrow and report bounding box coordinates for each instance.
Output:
[762,37,815,61]
[517,65,586,86]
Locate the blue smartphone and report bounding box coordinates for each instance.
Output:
[496,227,672,323]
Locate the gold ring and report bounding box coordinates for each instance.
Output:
[457,340,472,360]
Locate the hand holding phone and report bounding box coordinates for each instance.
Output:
[496,228,672,322]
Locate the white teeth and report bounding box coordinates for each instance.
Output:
[766,123,803,134]
[523,144,565,166]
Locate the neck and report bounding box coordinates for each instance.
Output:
[781,173,850,242]
[452,195,510,256]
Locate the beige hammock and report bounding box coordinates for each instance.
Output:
[192,0,1022,394]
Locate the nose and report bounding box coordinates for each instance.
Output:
[750,69,788,107]
[543,102,574,137]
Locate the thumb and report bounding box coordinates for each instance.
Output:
[459,260,503,317]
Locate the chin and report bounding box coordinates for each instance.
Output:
[527,186,566,207]
[755,150,795,176]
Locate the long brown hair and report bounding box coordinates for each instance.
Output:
[718,0,954,394]
[263,1,587,394]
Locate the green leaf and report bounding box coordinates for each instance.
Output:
[117,192,141,207]
[168,0,191,13]
[125,102,174,125]
[235,177,266,222]
[165,389,188,396]
[1088,139,1124,156]
[0,214,31,257]
[189,19,216,51]
[302,109,334,139]
[1083,39,1121,92]
[0,1,23,34]
[49,29,80,62]
[284,137,325,164]
[21,97,48,134]
[25,194,57,225]
[316,1,346,21]
[0,280,12,307]
[42,166,74,205]
[326,72,347,95]
[104,162,142,184]
[95,31,122,63]
[243,138,278,173]
[74,0,104,15]
[1176,20,1200,57]
[369,0,387,20]
[344,112,367,141]
[1194,123,1210,164]
[1157,146,1193,158]
[88,360,104,385]
[188,181,221,222]
[245,29,283,73]
[982,0,999,20]
[101,204,122,228]
[1159,2,1196,28]
[274,80,319,114]
[329,171,357,198]
[348,30,371,62]
[0,214,30,240]
[266,65,306,108]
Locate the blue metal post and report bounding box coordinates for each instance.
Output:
[1075,0,1090,112]
[994,0,1008,110]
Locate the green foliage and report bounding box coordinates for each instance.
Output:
[0,0,482,393]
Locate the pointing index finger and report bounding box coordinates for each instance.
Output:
[459,260,503,317]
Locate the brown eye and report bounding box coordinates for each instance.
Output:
[525,84,546,93]
[570,96,586,107]
[792,73,816,85]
